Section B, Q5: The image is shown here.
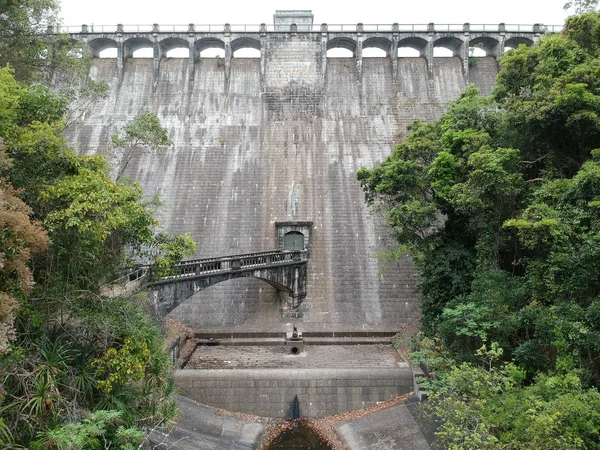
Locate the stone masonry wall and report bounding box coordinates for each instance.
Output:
[66,44,498,331]
[173,368,414,417]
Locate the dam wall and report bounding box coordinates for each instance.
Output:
[66,34,499,331]
[174,368,414,418]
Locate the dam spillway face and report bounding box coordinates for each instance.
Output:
[66,22,505,332]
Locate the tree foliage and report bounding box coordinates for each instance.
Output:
[564,0,599,15]
[0,17,191,448]
[110,112,172,181]
[360,12,600,448]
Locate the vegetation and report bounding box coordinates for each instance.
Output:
[0,4,194,448]
[358,11,600,449]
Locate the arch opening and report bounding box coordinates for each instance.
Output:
[362,36,392,57]
[124,37,153,58]
[327,47,354,58]
[434,36,463,58]
[363,47,387,57]
[397,37,427,56]
[87,37,118,58]
[231,37,260,58]
[469,36,500,57]
[99,48,117,58]
[132,48,153,58]
[433,47,454,57]
[469,47,487,57]
[195,38,225,58]
[326,37,357,58]
[200,48,225,58]
[398,47,420,57]
[505,37,534,49]
[166,48,189,58]
[160,37,190,58]
[233,48,261,58]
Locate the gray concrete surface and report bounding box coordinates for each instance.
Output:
[174,368,414,418]
[148,396,267,450]
[184,344,407,369]
[337,401,430,450]
[66,45,499,332]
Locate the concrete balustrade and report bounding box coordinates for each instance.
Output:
[67,21,550,85]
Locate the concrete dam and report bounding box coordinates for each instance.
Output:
[63,14,541,334]
[63,13,547,429]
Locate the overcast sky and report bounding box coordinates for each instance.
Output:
[60,0,572,28]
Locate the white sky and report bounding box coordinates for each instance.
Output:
[60,0,571,28]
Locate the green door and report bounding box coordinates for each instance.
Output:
[284,232,304,250]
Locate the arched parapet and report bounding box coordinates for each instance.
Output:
[194,37,226,55]
[362,36,392,56]
[326,36,357,56]
[469,35,502,58]
[231,36,261,54]
[159,36,190,57]
[504,36,535,50]
[86,37,118,57]
[123,36,154,59]
[433,35,465,57]
[397,36,429,56]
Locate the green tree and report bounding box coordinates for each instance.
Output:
[564,0,599,15]
[110,113,172,181]
[360,12,600,448]
[0,39,183,448]
[0,0,79,83]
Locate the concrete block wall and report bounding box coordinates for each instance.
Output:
[66,40,498,330]
[173,368,414,417]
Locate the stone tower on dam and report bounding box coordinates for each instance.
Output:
[66,11,541,333]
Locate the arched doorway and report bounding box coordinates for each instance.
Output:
[284,231,304,251]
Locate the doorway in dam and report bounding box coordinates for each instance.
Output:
[284,232,304,251]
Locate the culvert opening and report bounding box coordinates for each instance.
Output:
[291,347,299,354]
[262,420,333,450]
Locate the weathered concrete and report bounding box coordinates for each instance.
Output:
[147,250,308,317]
[174,368,414,418]
[66,22,544,85]
[337,400,429,450]
[65,16,508,332]
[148,395,267,450]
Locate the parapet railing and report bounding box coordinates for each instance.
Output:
[54,22,564,34]
[150,249,308,281]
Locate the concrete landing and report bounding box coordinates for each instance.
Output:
[148,396,267,450]
[336,399,430,450]
[185,344,407,370]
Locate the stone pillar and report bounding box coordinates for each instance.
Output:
[425,23,435,80]
[188,24,196,83]
[224,24,232,92]
[260,23,267,89]
[356,23,364,82]
[462,23,470,83]
[117,24,125,81]
[498,23,506,55]
[320,23,328,85]
[391,23,399,81]
[152,24,161,84]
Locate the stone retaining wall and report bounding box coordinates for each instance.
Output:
[173,368,414,417]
